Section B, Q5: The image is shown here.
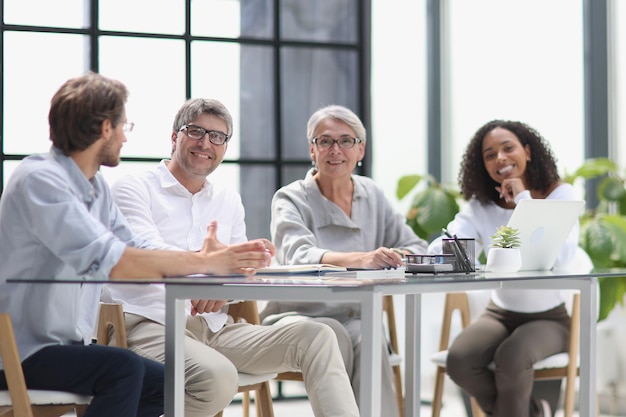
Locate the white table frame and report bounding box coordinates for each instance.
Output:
[164,271,604,417]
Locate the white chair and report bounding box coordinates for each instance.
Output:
[0,313,91,417]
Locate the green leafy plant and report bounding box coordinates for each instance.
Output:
[489,225,521,249]
[396,174,461,241]
[563,158,626,321]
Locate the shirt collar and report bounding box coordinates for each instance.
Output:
[302,168,362,228]
[156,160,213,198]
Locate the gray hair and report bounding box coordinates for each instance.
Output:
[306,105,366,143]
[172,98,233,137]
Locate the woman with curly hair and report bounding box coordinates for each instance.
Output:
[428,119,580,417]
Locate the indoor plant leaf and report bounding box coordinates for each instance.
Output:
[410,187,460,241]
[568,158,617,181]
[396,175,423,200]
[598,276,626,321]
[598,176,626,202]
[580,219,614,268]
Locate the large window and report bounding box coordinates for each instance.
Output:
[444,0,584,188]
[1,0,368,239]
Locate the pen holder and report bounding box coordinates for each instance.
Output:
[442,238,476,272]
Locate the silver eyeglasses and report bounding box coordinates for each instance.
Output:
[311,135,362,149]
[179,124,230,145]
[123,122,135,133]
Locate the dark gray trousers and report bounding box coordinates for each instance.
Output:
[447,300,570,417]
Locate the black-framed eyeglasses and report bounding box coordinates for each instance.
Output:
[311,135,362,149]
[179,124,230,145]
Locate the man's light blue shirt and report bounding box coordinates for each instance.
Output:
[0,147,149,368]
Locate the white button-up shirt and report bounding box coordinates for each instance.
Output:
[103,160,247,331]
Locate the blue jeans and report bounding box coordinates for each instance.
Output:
[0,344,163,417]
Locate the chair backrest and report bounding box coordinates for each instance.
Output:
[0,313,34,417]
[383,295,400,355]
[0,313,90,417]
[383,295,406,417]
[97,303,128,348]
[227,301,262,325]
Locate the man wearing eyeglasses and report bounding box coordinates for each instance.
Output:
[103,98,359,417]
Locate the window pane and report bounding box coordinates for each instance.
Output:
[280,47,358,159]
[239,165,276,240]
[100,36,187,159]
[280,0,357,43]
[446,0,584,183]
[241,0,274,38]
[191,41,244,160]
[281,165,311,188]
[192,0,240,38]
[4,0,86,28]
[240,45,275,159]
[192,0,273,39]
[2,161,21,189]
[3,32,86,155]
[100,0,185,34]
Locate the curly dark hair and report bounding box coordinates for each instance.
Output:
[458,120,560,204]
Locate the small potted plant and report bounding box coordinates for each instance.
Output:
[486,225,522,272]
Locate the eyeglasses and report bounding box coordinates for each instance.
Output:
[311,135,362,149]
[179,124,230,145]
[123,122,135,133]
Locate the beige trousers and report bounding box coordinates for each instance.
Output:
[123,313,359,417]
[273,315,400,417]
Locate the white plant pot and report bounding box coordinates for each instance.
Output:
[486,248,522,273]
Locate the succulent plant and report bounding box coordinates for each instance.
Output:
[489,225,521,249]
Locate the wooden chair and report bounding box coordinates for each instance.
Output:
[384,294,405,417]
[260,295,405,417]
[429,291,581,417]
[96,302,276,417]
[0,313,91,417]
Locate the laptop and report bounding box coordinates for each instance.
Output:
[506,199,586,271]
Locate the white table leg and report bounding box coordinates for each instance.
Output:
[578,278,598,417]
[165,290,186,417]
[360,292,383,416]
[404,293,421,417]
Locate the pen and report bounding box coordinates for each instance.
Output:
[442,229,472,272]
[453,233,473,272]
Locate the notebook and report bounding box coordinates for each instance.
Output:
[506,199,586,271]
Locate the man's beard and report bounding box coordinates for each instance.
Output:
[99,140,121,168]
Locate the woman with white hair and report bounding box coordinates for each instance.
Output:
[260,104,427,416]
